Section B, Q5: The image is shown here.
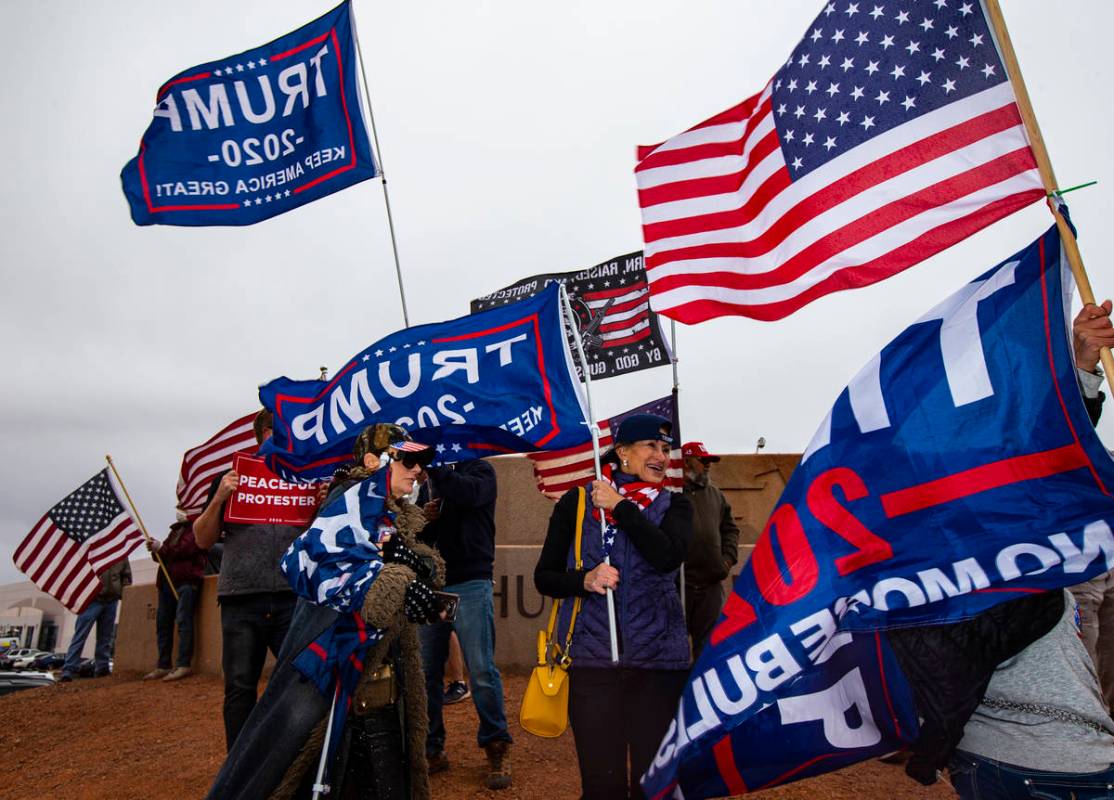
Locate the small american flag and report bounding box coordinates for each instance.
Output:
[580,279,654,349]
[528,395,683,499]
[635,0,1044,323]
[13,469,143,613]
[176,412,257,519]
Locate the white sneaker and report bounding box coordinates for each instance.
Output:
[162,666,192,682]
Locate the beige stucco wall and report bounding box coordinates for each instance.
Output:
[115,453,798,674]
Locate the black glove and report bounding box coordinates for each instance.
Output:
[403,580,442,624]
[382,536,435,582]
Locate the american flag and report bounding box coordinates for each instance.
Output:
[13,469,143,613]
[581,278,654,349]
[176,412,257,519]
[635,0,1044,323]
[528,395,683,499]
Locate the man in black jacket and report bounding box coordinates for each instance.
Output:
[417,459,513,790]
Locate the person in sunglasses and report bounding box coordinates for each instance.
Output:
[207,423,446,800]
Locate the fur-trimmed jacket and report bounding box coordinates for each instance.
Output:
[205,497,443,800]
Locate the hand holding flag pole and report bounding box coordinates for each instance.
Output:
[105,455,178,601]
[559,283,620,664]
[984,0,1114,395]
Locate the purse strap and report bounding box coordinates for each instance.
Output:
[544,487,586,668]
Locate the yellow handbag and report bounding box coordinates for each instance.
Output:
[519,487,586,738]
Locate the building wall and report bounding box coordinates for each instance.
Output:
[113,453,797,674]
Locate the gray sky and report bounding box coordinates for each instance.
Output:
[2,1,1111,584]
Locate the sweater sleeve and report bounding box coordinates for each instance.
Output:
[612,492,694,573]
[533,489,589,599]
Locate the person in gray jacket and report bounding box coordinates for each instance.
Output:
[681,441,741,660]
[194,409,310,750]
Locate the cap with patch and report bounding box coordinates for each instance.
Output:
[613,413,673,446]
[682,441,721,462]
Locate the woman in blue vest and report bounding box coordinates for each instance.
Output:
[534,413,693,799]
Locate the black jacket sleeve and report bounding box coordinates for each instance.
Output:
[533,489,589,599]
[612,492,694,573]
[427,461,497,507]
[1085,391,1105,427]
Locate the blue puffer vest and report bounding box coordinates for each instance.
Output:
[555,482,689,670]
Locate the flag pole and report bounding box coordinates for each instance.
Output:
[560,283,620,664]
[350,2,411,327]
[105,455,178,601]
[983,0,1114,394]
[669,320,687,618]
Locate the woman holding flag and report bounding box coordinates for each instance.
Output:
[534,413,693,800]
[206,423,443,800]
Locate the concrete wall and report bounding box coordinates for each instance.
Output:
[115,453,798,674]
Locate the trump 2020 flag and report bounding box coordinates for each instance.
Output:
[121,2,376,226]
[642,220,1114,798]
[259,282,588,482]
[635,0,1045,323]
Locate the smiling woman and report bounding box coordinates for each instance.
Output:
[533,413,694,799]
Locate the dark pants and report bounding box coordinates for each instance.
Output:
[949,749,1114,799]
[568,667,688,800]
[219,592,296,750]
[685,582,725,662]
[156,582,198,669]
[332,705,409,800]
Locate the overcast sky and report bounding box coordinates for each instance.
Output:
[2,1,1111,585]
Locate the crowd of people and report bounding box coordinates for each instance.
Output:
[70,301,1114,799]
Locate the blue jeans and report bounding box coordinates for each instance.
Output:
[63,599,118,677]
[219,592,296,750]
[420,578,511,754]
[950,750,1114,799]
[156,583,198,669]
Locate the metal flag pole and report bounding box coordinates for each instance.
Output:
[983,0,1114,395]
[105,455,178,601]
[669,320,686,617]
[311,684,341,799]
[560,283,620,664]
[350,2,411,327]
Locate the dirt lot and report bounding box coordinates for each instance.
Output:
[0,670,954,799]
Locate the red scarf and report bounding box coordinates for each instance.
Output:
[598,462,661,525]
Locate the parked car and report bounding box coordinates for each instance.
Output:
[30,653,64,671]
[0,648,39,669]
[0,671,55,695]
[9,650,48,670]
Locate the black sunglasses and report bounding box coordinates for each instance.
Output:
[393,449,434,469]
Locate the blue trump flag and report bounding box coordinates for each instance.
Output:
[643,222,1114,799]
[259,282,588,482]
[120,2,376,226]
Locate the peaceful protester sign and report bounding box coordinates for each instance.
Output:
[120,1,376,226]
[224,454,321,526]
[470,251,673,381]
[642,223,1114,799]
[258,282,590,483]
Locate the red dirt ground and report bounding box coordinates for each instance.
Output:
[0,670,954,799]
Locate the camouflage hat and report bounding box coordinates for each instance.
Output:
[352,423,411,463]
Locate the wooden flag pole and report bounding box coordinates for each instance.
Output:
[984,0,1114,394]
[105,455,178,601]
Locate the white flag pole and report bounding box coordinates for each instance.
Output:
[669,320,687,618]
[560,283,620,664]
[350,2,410,327]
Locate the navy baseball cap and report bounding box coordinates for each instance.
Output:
[613,413,673,446]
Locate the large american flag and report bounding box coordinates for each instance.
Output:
[176,412,257,519]
[528,395,683,499]
[13,469,143,613]
[635,0,1044,323]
